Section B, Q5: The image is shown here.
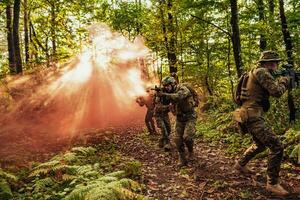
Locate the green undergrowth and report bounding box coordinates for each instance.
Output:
[197,94,300,163]
[196,118,252,155]
[1,143,147,200]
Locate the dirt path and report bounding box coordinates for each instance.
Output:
[1,123,299,199]
[115,130,300,200]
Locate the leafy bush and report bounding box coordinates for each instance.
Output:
[283,128,300,164]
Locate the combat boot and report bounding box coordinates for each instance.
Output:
[185,140,194,161]
[158,138,164,148]
[266,183,289,196]
[163,143,171,151]
[234,161,254,174]
[187,151,194,161]
[178,152,188,168]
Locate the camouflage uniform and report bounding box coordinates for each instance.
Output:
[234,51,289,185]
[136,93,157,135]
[154,92,172,149]
[163,84,197,165]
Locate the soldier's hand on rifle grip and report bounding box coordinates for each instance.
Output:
[279,76,290,88]
[156,91,162,97]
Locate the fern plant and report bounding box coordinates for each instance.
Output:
[0,168,18,200]
[15,146,146,200]
[64,171,146,200]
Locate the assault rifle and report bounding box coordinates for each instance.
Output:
[272,64,300,89]
[272,64,300,123]
[151,85,163,92]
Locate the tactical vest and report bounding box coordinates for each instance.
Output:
[173,84,195,117]
[241,68,270,112]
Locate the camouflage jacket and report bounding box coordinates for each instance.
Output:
[164,84,196,117]
[154,94,171,116]
[241,66,288,115]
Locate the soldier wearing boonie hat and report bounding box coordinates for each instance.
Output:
[233,50,291,196]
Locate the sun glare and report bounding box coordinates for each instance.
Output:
[41,23,152,132]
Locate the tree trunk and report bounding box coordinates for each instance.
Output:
[279,0,295,123]
[6,4,15,74]
[268,0,275,17]
[268,0,276,50]
[227,36,234,100]
[29,20,38,62]
[24,0,30,64]
[166,0,177,73]
[30,22,48,57]
[256,0,267,51]
[135,0,142,35]
[205,38,213,95]
[13,0,22,73]
[158,0,169,71]
[230,0,243,78]
[279,0,294,65]
[50,1,57,62]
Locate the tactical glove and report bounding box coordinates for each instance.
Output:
[278,76,290,88]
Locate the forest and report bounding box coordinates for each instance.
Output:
[0,0,299,199]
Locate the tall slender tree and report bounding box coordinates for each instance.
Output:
[268,0,276,50]
[230,0,243,77]
[256,0,267,51]
[50,0,57,62]
[6,1,15,73]
[13,0,22,73]
[279,0,296,123]
[24,0,30,64]
[166,0,177,73]
[279,0,294,65]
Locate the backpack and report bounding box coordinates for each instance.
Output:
[182,83,199,107]
[234,72,250,106]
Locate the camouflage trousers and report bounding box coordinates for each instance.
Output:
[238,117,283,185]
[175,114,197,155]
[145,109,156,134]
[155,113,171,147]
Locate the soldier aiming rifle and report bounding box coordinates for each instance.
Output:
[233,50,295,196]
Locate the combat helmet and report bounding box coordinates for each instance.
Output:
[259,50,282,62]
[162,76,176,86]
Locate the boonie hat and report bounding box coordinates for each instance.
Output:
[259,50,282,62]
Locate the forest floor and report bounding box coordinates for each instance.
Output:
[1,122,299,200]
[114,127,300,200]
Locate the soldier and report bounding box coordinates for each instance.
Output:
[158,76,198,167]
[136,88,157,135]
[154,85,172,151]
[233,50,290,196]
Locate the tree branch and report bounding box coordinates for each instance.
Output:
[30,21,47,53]
[191,14,232,38]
